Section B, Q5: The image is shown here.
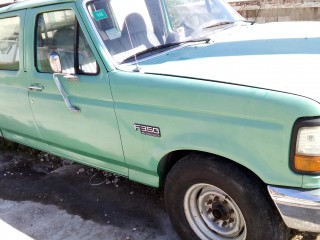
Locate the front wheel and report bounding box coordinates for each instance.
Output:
[164,154,289,240]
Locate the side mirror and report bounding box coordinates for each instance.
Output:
[49,51,62,73]
[49,51,80,113]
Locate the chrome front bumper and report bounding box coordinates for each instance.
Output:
[268,186,320,232]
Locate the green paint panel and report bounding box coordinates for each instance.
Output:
[108,70,320,188]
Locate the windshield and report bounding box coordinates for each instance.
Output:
[85,0,243,63]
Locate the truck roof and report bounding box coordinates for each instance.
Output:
[0,0,75,14]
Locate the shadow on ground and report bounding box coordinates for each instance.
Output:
[0,139,178,240]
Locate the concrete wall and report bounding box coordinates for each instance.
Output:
[229,0,320,22]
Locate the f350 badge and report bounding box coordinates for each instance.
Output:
[134,123,161,138]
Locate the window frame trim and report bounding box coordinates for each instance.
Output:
[34,8,100,76]
[0,14,21,72]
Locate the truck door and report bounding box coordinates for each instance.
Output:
[25,4,126,175]
[0,10,43,146]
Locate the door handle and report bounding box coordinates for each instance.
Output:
[28,84,44,91]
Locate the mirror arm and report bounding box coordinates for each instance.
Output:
[53,73,80,113]
[63,74,79,82]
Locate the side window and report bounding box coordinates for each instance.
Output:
[0,16,20,71]
[36,10,99,75]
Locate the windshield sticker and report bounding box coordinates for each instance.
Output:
[105,28,121,40]
[93,9,108,21]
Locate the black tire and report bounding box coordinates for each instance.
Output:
[164,153,289,240]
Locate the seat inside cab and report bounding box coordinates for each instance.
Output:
[86,0,161,63]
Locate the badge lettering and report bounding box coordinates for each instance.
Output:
[134,123,161,138]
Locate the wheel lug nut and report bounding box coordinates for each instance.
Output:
[222,221,228,227]
[229,218,234,223]
[207,200,213,205]
[213,196,219,201]
[229,209,234,214]
[207,208,212,213]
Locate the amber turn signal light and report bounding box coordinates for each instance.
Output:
[294,154,320,172]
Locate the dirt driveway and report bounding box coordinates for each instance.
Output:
[0,139,319,240]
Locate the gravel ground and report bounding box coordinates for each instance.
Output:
[0,138,319,240]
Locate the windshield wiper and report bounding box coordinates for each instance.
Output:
[241,20,255,25]
[122,37,211,63]
[203,21,234,30]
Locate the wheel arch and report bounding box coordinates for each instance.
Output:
[157,150,266,188]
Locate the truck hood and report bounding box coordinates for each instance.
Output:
[139,22,320,102]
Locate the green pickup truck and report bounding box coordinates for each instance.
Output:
[0,0,319,239]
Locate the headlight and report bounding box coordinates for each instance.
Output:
[291,118,320,174]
